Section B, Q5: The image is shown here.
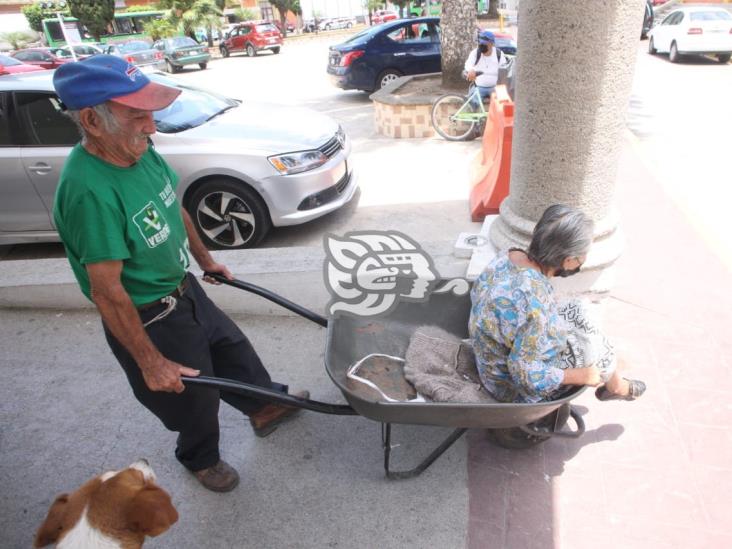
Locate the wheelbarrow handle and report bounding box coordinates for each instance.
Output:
[204,272,328,328]
[183,375,357,416]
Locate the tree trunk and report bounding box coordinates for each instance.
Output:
[441,0,476,88]
[207,24,213,47]
[280,13,288,37]
[488,0,499,19]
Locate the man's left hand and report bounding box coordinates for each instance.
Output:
[201,262,234,284]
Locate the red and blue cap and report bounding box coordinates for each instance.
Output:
[52,54,180,111]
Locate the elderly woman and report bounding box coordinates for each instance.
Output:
[469,204,646,403]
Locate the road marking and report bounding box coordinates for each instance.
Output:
[320,104,373,114]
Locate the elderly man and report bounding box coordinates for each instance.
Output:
[52,55,307,493]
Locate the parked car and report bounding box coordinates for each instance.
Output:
[0,71,356,249]
[10,48,71,69]
[0,54,45,75]
[642,0,654,39]
[483,31,517,56]
[328,17,442,92]
[104,40,165,71]
[273,20,295,34]
[648,6,732,63]
[52,43,104,60]
[153,36,211,73]
[318,18,335,31]
[333,17,357,30]
[372,10,399,25]
[220,21,283,57]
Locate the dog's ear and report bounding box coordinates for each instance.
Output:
[126,486,178,537]
[34,494,69,547]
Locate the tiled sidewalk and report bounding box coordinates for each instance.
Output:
[466,142,732,549]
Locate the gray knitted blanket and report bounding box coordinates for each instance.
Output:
[403,326,496,404]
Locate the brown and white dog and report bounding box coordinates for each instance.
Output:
[34,459,178,549]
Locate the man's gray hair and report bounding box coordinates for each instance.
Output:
[527,204,594,269]
[65,102,120,141]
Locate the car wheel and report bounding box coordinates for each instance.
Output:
[648,37,656,55]
[377,69,402,89]
[199,62,207,70]
[187,179,271,250]
[272,46,280,54]
[669,41,680,63]
[717,53,731,64]
[221,46,230,58]
[347,22,353,28]
[246,43,257,57]
[165,60,177,73]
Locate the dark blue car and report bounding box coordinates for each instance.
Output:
[327,17,442,92]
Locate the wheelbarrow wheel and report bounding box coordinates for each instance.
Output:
[486,405,571,450]
[486,426,550,450]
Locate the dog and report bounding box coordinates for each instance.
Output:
[34,459,178,548]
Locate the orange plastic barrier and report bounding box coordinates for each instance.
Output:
[469,85,514,222]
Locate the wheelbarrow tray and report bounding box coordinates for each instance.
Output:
[325,290,585,429]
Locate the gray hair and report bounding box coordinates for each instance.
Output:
[527,204,594,269]
[65,102,120,141]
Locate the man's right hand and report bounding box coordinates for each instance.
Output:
[467,70,476,82]
[140,357,200,393]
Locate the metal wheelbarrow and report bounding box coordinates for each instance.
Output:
[184,274,586,479]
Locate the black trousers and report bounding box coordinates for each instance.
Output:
[104,273,287,471]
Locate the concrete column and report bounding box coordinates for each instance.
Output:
[490,0,646,293]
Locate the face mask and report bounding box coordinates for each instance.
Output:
[555,266,581,278]
[479,44,488,53]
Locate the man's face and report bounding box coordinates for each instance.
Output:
[98,102,156,163]
[481,41,493,55]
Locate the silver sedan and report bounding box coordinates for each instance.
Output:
[0,71,357,248]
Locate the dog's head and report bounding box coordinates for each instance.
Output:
[34,459,178,547]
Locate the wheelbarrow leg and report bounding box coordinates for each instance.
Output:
[381,423,468,480]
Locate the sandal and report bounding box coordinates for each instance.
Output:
[595,378,646,401]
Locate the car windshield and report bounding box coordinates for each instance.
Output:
[151,74,239,133]
[690,10,732,21]
[256,23,277,33]
[166,37,198,48]
[0,54,22,66]
[118,41,152,53]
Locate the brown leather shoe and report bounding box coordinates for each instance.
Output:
[193,460,239,492]
[249,390,310,438]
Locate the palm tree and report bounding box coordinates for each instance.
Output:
[159,0,222,44]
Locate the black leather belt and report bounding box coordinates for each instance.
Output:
[137,277,189,311]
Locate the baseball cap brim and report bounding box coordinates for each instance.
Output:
[109,80,181,111]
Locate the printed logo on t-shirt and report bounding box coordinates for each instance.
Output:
[132,201,171,248]
[158,179,176,208]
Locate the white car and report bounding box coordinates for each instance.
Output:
[648,6,732,63]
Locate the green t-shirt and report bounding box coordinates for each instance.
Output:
[54,144,190,306]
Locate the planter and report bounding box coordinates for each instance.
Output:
[370,73,461,139]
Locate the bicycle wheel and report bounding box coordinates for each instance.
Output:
[431,94,477,141]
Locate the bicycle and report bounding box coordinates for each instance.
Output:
[431,71,489,141]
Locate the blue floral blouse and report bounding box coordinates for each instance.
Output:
[469,251,567,403]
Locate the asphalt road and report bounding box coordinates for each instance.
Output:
[626,40,732,272]
[2,35,730,263]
